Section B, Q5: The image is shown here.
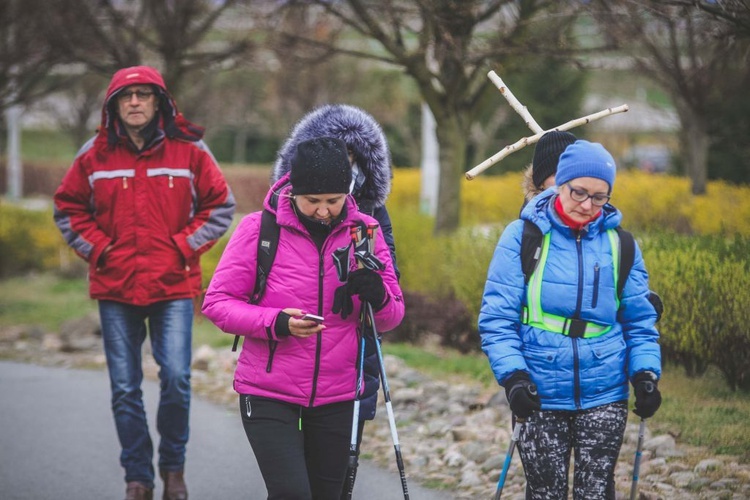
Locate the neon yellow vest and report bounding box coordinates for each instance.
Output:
[522,229,620,338]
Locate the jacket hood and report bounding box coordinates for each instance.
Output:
[521,187,622,236]
[271,104,392,207]
[96,65,204,151]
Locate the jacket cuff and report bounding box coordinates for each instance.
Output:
[502,370,531,388]
[631,370,658,385]
[274,312,292,338]
[371,294,390,313]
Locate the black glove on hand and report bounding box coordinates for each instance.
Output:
[632,371,662,419]
[347,269,387,309]
[504,371,541,419]
[332,284,353,320]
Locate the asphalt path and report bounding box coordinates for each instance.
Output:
[0,361,455,500]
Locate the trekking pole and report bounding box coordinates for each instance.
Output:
[630,379,654,500]
[344,226,366,499]
[364,223,410,499]
[629,418,647,500]
[494,416,523,500]
[493,390,535,500]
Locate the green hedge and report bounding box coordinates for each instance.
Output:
[642,233,750,391]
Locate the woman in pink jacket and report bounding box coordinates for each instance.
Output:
[202,137,404,499]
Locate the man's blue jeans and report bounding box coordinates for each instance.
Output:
[99,299,193,487]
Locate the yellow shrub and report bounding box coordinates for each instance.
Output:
[391,168,750,236]
[0,202,69,277]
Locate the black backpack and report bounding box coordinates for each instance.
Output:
[519,220,663,320]
[231,209,280,352]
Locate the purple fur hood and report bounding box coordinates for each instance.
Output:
[271,104,392,207]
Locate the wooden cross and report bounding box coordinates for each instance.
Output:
[465,70,629,180]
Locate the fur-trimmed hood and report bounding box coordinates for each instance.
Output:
[271,104,392,208]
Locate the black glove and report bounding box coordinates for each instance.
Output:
[332,284,354,320]
[632,371,662,419]
[347,269,387,309]
[504,371,541,418]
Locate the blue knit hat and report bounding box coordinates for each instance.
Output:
[555,140,616,192]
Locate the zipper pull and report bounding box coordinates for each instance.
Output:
[245,397,252,417]
[298,407,302,431]
[122,177,128,189]
[169,175,174,188]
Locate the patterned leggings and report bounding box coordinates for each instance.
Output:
[516,401,628,500]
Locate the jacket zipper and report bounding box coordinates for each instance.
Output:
[573,231,583,409]
[265,326,277,372]
[308,251,325,407]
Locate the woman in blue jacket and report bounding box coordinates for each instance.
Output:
[478,140,662,499]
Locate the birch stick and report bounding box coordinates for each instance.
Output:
[488,70,544,134]
[465,104,629,180]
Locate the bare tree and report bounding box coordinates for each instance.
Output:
[40,74,109,149]
[588,1,741,195]
[269,0,580,233]
[0,0,69,112]
[670,0,750,38]
[36,0,253,100]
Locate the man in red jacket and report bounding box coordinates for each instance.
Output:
[54,66,235,500]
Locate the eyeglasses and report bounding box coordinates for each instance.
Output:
[566,183,610,206]
[117,90,155,102]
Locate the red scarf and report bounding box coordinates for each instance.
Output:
[554,196,601,231]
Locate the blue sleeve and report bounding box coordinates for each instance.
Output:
[618,241,662,379]
[478,219,529,385]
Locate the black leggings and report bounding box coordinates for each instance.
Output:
[516,401,628,500]
[239,395,354,500]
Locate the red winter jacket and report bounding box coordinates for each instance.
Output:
[53,66,235,305]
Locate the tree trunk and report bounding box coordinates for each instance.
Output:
[433,113,467,235]
[675,102,709,195]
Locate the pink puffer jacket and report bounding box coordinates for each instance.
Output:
[202,176,404,407]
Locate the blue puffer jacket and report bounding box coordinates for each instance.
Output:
[478,188,661,411]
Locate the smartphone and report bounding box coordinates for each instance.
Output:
[301,313,324,324]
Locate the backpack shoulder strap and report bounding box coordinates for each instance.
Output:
[615,226,635,299]
[520,220,544,285]
[232,208,280,352]
[253,209,281,302]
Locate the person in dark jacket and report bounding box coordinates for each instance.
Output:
[479,140,662,499]
[270,104,398,496]
[54,66,235,500]
[203,137,404,499]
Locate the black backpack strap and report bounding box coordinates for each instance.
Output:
[615,227,635,300]
[520,220,544,285]
[232,209,280,352]
[615,226,663,322]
